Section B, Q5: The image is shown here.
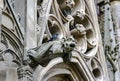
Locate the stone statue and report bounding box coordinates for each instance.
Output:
[27,36,77,67]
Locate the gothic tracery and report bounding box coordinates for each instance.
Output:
[0,0,109,81]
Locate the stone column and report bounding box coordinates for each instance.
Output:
[111,1,120,81]
[111,1,120,45]
[104,0,116,49]
[24,0,37,60]
[20,0,37,81]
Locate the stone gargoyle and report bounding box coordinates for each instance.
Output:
[26,36,77,67]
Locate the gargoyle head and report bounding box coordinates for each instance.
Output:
[63,36,77,52]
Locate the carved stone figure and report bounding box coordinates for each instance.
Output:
[27,36,77,67]
[76,9,85,20]
[75,24,86,35]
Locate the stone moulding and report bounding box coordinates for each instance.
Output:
[0,0,109,81]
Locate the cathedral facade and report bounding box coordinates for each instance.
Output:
[0,0,119,81]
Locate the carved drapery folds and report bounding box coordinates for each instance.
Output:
[0,0,108,81]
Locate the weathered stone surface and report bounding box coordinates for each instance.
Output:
[0,0,112,81]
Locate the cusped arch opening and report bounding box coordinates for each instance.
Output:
[39,62,89,81]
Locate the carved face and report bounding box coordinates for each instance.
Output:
[76,9,85,20]
[65,0,75,9]
[63,36,77,52]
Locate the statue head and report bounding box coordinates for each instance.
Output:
[76,9,85,20]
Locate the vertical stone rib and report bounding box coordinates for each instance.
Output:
[0,0,3,50]
[104,0,116,49]
[111,0,120,56]
[37,0,53,46]
[24,0,37,60]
